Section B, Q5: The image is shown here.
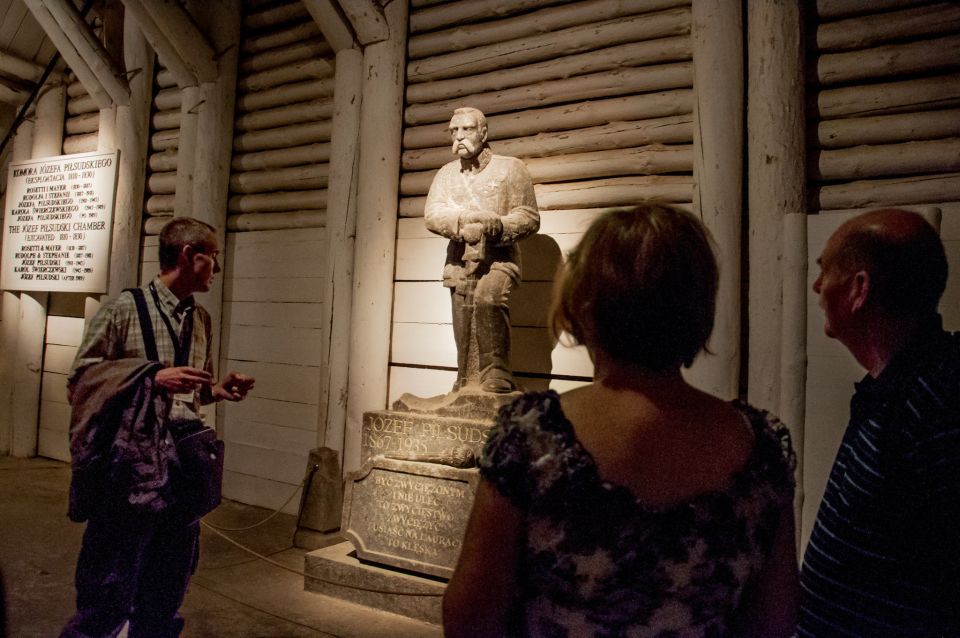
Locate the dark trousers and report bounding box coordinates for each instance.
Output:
[60,508,199,638]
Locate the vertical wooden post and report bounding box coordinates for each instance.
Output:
[687,0,743,400]
[747,1,806,414]
[318,48,363,458]
[96,107,116,153]
[781,212,807,547]
[189,0,241,394]
[0,119,34,455]
[12,81,65,456]
[346,0,408,475]
[174,85,200,217]
[108,9,154,296]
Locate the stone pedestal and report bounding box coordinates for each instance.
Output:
[304,542,445,624]
[304,388,518,620]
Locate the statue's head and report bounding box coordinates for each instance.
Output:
[448,107,488,159]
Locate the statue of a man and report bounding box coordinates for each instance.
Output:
[424,107,539,393]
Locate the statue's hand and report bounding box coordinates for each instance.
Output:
[461,223,484,244]
[463,211,503,237]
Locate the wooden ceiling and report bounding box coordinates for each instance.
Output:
[0,0,58,151]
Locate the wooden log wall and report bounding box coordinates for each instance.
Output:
[141,60,179,238]
[63,74,99,154]
[802,0,960,547]
[392,0,696,399]
[808,1,960,212]
[216,0,331,513]
[227,0,332,232]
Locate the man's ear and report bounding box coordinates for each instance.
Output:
[849,270,870,313]
[480,126,488,144]
[179,244,193,266]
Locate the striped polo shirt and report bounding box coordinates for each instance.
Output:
[799,316,960,637]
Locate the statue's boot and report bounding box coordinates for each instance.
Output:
[476,302,516,393]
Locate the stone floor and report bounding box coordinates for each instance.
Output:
[0,456,443,638]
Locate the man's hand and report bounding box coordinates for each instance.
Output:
[155,366,213,394]
[212,371,256,402]
[461,222,484,244]
[463,211,503,237]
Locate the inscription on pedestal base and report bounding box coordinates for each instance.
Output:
[342,457,478,578]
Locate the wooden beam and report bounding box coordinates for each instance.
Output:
[346,0,407,475]
[816,3,960,52]
[302,0,357,52]
[746,1,806,415]
[0,82,30,105]
[337,0,388,46]
[188,0,242,390]
[686,0,742,400]
[38,0,130,106]
[174,85,200,215]
[226,210,326,231]
[780,212,807,549]
[22,0,113,108]
[120,0,197,87]
[109,10,155,295]
[139,0,218,82]
[0,49,48,83]
[317,47,362,472]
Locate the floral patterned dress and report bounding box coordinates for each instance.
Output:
[479,391,795,638]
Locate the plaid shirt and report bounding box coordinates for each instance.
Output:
[70,276,213,423]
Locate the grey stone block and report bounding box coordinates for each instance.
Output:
[304,542,445,625]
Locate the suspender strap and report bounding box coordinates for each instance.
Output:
[148,282,193,367]
[126,287,160,362]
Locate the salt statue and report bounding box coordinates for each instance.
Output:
[424,107,539,393]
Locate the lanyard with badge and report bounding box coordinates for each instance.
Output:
[149,281,195,403]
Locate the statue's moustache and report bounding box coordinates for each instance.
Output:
[453,140,477,154]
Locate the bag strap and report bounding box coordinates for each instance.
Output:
[148,281,193,367]
[125,287,160,362]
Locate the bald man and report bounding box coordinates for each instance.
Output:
[800,209,960,637]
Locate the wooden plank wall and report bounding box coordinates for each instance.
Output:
[35,69,99,461]
[37,293,85,461]
[213,0,332,511]
[392,0,695,400]
[218,227,325,512]
[801,0,960,547]
[227,0,332,232]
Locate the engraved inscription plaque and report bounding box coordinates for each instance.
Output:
[361,410,490,467]
[342,457,478,578]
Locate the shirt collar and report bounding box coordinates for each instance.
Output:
[151,276,195,321]
[854,313,946,399]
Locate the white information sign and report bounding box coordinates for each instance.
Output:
[1,150,119,293]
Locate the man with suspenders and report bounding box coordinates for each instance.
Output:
[61,217,254,638]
